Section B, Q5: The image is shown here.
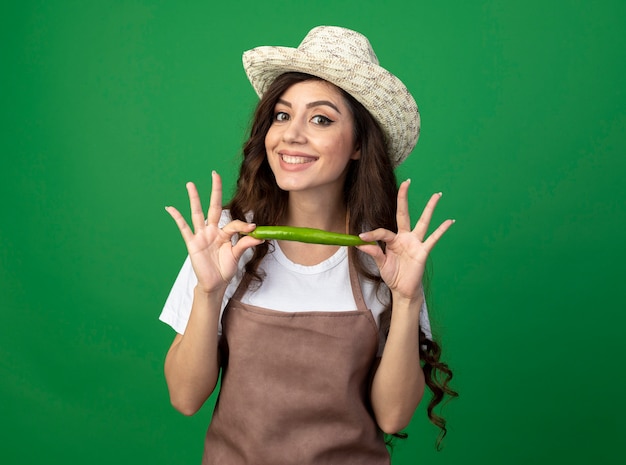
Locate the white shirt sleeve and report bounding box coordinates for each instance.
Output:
[159,255,198,334]
[420,299,432,341]
[361,252,433,340]
[158,210,249,335]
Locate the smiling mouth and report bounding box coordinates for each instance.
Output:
[280,154,317,164]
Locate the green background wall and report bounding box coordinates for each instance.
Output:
[2,1,624,463]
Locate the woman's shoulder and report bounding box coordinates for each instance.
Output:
[219,209,254,227]
[218,209,233,227]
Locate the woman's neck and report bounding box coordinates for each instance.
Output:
[284,192,347,233]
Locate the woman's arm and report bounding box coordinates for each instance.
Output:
[163,172,262,415]
[369,295,425,433]
[358,180,454,434]
[163,287,223,415]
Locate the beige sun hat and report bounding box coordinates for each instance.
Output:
[242,25,420,167]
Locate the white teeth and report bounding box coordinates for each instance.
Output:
[281,154,314,164]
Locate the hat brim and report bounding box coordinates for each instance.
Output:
[243,45,419,166]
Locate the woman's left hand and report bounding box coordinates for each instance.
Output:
[357,180,454,302]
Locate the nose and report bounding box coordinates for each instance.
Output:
[282,119,307,144]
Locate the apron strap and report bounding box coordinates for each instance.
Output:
[345,211,369,313]
[231,269,249,302]
[348,249,369,313]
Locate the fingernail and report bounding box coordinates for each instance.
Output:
[438,192,443,197]
[451,219,456,223]
[406,178,412,184]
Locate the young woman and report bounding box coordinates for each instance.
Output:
[161,26,457,464]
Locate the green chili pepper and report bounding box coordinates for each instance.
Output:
[245,226,376,246]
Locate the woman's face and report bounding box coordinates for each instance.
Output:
[265,80,360,199]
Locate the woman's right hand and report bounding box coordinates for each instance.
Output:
[165,171,263,295]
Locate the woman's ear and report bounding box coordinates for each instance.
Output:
[351,145,361,160]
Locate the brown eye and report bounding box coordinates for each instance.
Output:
[311,115,333,125]
[274,111,289,122]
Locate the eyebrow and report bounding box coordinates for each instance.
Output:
[277,98,341,114]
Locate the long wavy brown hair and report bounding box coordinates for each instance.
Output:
[227,72,458,449]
